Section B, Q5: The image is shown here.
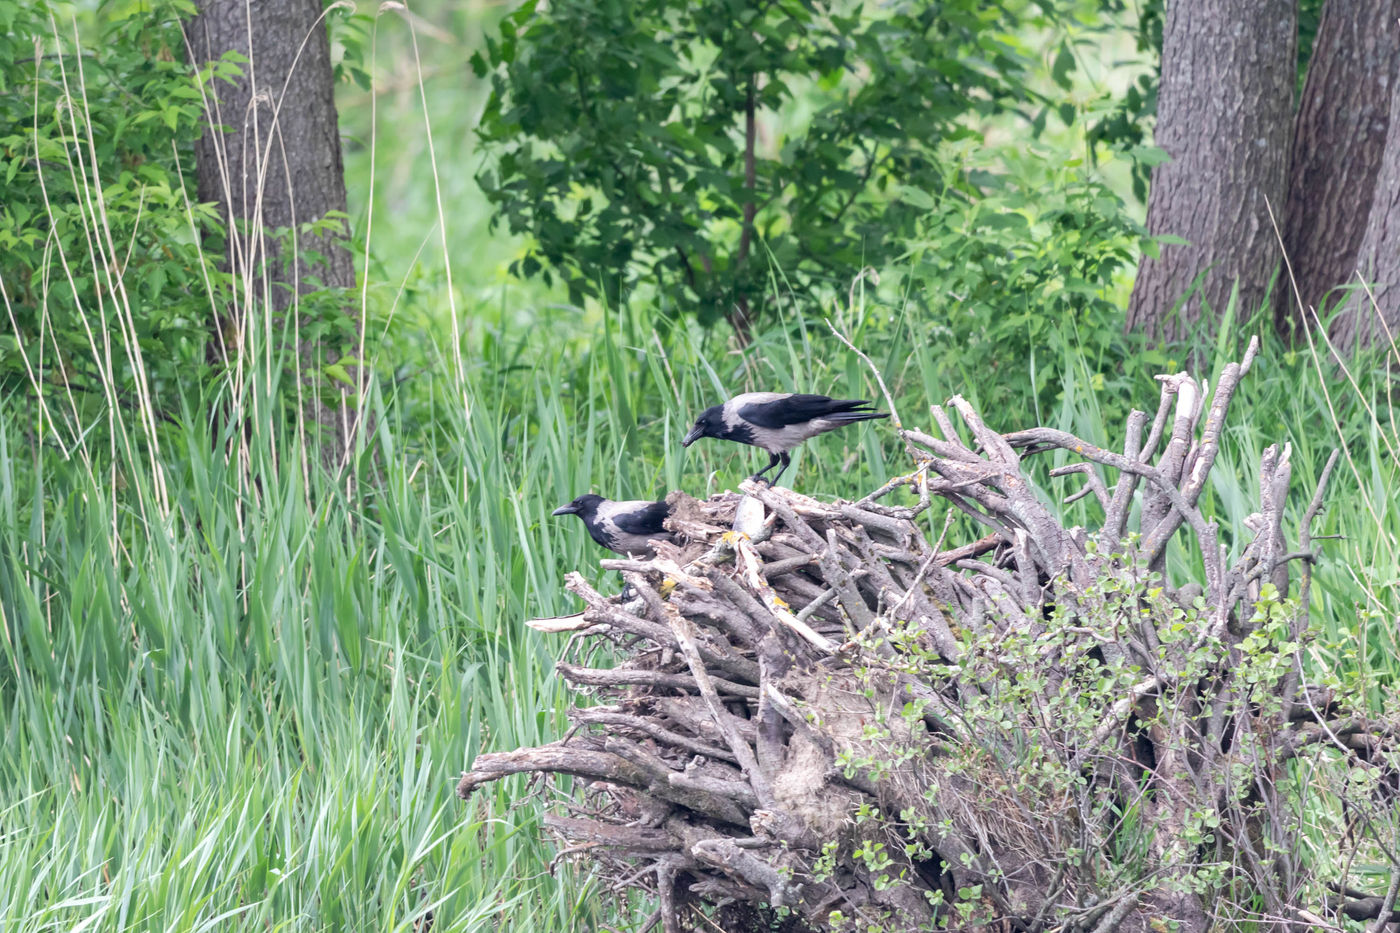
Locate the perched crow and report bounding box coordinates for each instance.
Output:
[552,494,674,556]
[681,392,889,484]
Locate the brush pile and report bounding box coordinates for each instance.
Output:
[458,341,1400,932]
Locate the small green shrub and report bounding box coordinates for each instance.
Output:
[890,148,1151,420]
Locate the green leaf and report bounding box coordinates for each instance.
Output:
[1051,42,1075,91]
[323,363,355,387]
[898,186,936,210]
[1128,145,1172,167]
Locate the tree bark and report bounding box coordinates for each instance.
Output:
[1334,19,1400,351]
[1277,0,1400,338]
[1127,0,1297,340]
[184,0,357,458]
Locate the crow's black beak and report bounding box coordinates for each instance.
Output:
[552,503,579,516]
[681,426,704,448]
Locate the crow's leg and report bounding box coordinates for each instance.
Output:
[761,451,795,487]
[750,451,783,484]
[768,452,792,486]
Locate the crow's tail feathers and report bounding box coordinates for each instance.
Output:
[824,408,890,424]
[821,397,887,416]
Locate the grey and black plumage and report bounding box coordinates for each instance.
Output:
[681,392,889,485]
[552,494,675,556]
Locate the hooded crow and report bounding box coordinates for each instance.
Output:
[552,494,675,556]
[681,392,889,484]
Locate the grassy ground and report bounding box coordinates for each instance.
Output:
[2,4,1397,932]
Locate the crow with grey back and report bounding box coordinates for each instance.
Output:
[681,392,889,485]
[552,494,675,556]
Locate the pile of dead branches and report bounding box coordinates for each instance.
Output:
[458,339,1400,932]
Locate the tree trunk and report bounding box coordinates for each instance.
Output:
[1334,22,1400,351]
[1127,0,1296,340]
[184,0,357,459]
[1277,0,1400,338]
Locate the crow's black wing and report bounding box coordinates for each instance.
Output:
[610,501,671,537]
[737,394,876,428]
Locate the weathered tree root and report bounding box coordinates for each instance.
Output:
[459,338,1400,932]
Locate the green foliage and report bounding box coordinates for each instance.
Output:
[889,146,1150,418]
[1294,0,1328,94]
[827,557,1314,927]
[0,386,595,932]
[0,0,218,419]
[2,257,1397,930]
[1083,1,1160,202]
[474,0,1082,328]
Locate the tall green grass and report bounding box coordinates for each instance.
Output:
[0,293,937,932]
[3,286,1397,931]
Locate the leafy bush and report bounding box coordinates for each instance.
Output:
[0,0,217,427]
[840,148,1151,427]
[473,0,1084,330]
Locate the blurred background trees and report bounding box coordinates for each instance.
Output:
[473,0,1084,337]
[9,0,1399,433]
[5,0,1400,436]
[475,0,1155,342]
[474,0,1400,350]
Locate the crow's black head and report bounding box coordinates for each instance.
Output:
[682,405,724,447]
[552,493,604,517]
